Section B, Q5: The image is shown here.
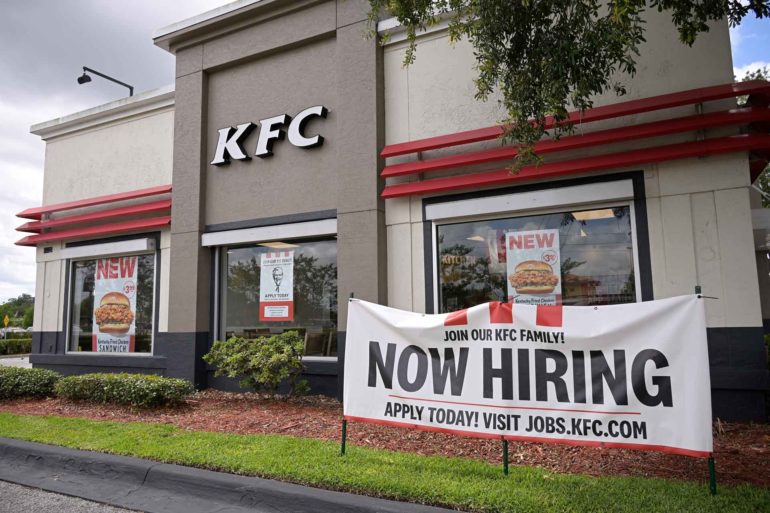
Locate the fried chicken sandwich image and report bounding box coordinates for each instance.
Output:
[508,260,559,294]
[94,292,135,334]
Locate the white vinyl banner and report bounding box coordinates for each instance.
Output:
[344,296,713,457]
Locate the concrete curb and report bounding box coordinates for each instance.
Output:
[0,437,461,513]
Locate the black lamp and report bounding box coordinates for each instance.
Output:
[77,66,133,96]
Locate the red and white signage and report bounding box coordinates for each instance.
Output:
[344,296,713,458]
[506,229,561,305]
[259,251,294,321]
[92,256,138,353]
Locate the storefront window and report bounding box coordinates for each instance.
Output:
[437,206,636,311]
[222,239,338,356]
[69,253,155,353]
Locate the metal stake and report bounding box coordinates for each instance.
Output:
[502,439,509,476]
[696,286,717,495]
[340,419,348,456]
[340,291,354,457]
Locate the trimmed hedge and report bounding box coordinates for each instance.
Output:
[2,332,32,340]
[55,373,194,408]
[0,367,60,400]
[0,338,32,355]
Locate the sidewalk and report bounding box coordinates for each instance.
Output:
[0,437,461,513]
[0,354,31,368]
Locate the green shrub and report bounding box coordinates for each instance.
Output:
[55,373,194,408]
[0,367,60,400]
[2,332,32,340]
[0,338,32,355]
[203,331,308,395]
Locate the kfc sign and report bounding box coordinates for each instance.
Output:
[211,105,328,166]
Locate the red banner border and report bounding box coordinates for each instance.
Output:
[342,415,712,459]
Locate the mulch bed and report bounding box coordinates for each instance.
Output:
[1,390,767,488]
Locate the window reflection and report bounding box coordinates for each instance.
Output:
[437,207,636,312]
[69,254,154,353]
[223,239,338,356]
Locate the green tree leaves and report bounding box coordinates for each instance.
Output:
[370,1,769,168]
[0,294,34,328]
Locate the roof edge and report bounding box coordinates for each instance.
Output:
[30,84,175,141]
[152,0,265,53]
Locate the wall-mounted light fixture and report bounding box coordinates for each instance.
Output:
[77,66,134,96]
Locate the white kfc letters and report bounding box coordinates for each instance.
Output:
[210,105,328,166]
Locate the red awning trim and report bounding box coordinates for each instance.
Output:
[16,184,172,220]
[381,80,770,158]
[381,134,770,199]
[382,107,770,179]
[15,216,172,247]
[16,199,172,234]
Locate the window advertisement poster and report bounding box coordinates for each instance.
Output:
[259,251,295,321]
[344,295,713,458]
[506,229,561,305]
[92,256,138,352]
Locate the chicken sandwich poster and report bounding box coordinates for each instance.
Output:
[92,256,138,352]
[506,229,561,305]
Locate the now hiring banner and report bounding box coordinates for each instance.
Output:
[343,296,713,458]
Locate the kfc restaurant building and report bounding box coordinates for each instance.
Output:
[18,0,770,420]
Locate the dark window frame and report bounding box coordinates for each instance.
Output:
[63,234,160,357]
[216,235,339,358]
[422,172,653,313]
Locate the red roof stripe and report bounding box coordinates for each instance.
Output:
[15,216,171,246]
[15,199,172,233]
[381,107,770,178]
[381,80,770,158]
[16,184,172,220]
[381,133,770,199]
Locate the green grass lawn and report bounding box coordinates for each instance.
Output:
[0,413,766,513]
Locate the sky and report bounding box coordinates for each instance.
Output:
[0,3,768,304]
[0,0,232,304]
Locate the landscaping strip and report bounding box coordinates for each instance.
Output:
[0,437,452,513]
[0,413,768,513]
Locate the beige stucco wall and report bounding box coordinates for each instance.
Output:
[42,109,173,204]
[204,36,341,225]
[165,0,384,335]
[384,9,732,145]
[32,101,174,335]
[383,14,762,329]
[32,243,66,333]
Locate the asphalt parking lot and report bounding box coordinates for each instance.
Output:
[0,480,137,512]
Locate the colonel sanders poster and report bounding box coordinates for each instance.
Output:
[92,256,138,352]
[505,229,562,305]
[259,251,295,321]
